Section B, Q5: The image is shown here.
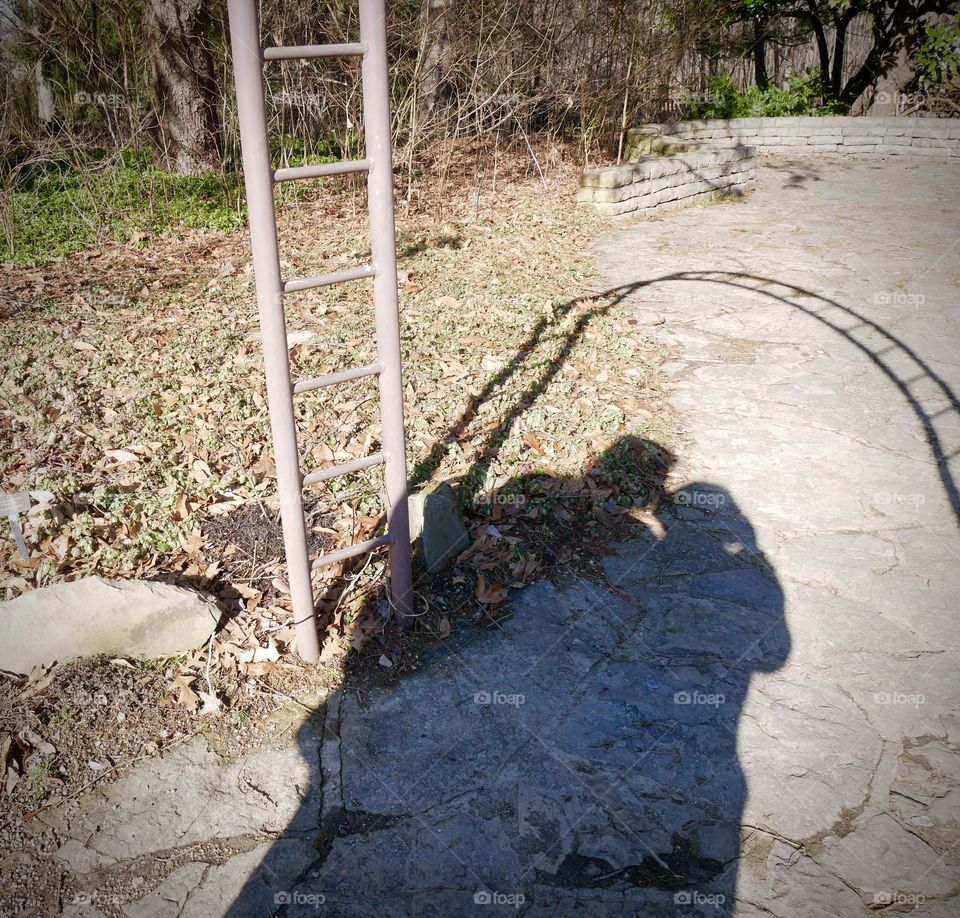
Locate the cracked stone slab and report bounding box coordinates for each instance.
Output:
[185,840,318,917]
[737,838,869,917]
[122,861,207,917]
[816,812,958,909]
[43,725,323,864]
[738,677,884,841]
[56,839,116,874]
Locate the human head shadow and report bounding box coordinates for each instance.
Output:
[227,437,789,915]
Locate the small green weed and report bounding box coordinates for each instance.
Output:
[683,71,848,119]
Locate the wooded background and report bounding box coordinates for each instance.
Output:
[1,1,957,178]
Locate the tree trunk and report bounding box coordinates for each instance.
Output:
[419,0,454,122]
[752,16,769,90]
[34,60,55,122]
[143,0,221,175]
[830,10,856,98]
[838,0,923,109]
[803,0,832,97]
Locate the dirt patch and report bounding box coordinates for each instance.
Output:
[204,500,335,594]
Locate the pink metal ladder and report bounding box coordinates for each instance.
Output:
[228,0,413,663]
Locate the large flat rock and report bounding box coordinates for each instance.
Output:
[0,577,220,672]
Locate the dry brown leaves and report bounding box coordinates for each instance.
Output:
[1,147,673,737]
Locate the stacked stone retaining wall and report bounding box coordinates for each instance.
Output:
[578,117,960,216]
[658,116,960,158]
[578,143,755,217]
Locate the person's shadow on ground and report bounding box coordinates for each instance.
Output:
[228,439,790,917]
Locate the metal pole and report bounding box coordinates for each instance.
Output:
[228,0,321,663]
[359,0,414,621]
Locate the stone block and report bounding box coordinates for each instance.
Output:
[901,145,955,156]
[911,136,954,148]
[651,137,694,155]
[580,165,636,189]
[625,126,662,143]
[909,123,953,136]
[408,481,470,574]
[847,116,891,128]
[591,201,622,216]
[587,186,615,203]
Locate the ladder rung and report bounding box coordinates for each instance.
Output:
[312,533,392,570]
[273,159,371,183]
[294,362,382,394]
[283,264,375,294]
[303,453,385,487]
[263,42,365,61]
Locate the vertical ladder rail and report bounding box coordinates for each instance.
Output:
[359,0,414,621]
[228,0,321,663]
[227,0,414,662]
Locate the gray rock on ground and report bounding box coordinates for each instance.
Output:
[0,577,220,673]
[408,481,470,573]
